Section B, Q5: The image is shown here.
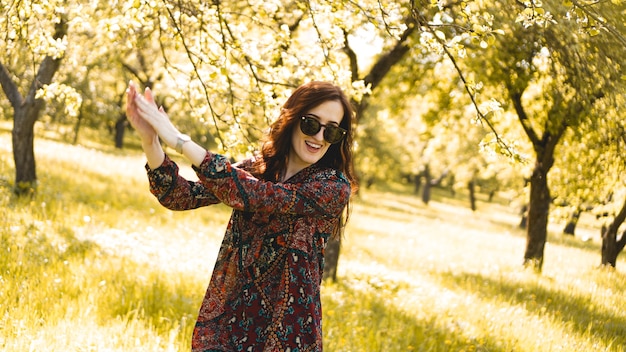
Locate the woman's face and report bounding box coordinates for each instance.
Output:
[289,99,344,171]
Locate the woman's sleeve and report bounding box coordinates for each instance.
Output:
[146,154,220,210]
[192,152,351,217]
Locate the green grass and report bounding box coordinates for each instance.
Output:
[1,124,625,351]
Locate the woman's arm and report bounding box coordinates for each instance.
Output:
[147,155,220,210]
[193,152,351,218]
[127,82,222,210]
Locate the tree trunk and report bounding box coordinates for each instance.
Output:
[413,173,422,195]
[12,112,37,194]
[519,204,528,229]
[421,164,431,205]
[523,164,551,271]
[73,107,84,145]
[601,198,626,267]
[509,89,564,272]
[563,208,581,236]
[468,179,477,211]
[115,114,127,149]
[323,237,341,282]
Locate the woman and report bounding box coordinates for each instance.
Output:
[126,80,358,351]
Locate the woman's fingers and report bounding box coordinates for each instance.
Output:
[134,91,159,115]
[126,82,138,118]
[144,87,157,106]
[127,81,139,100]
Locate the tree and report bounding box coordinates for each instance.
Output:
[0,1,175,192]
[552,94,626,267]
[602,197,626,267]
[464,1,625,271]
[0,6,68,194]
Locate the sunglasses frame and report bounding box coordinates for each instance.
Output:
[299,115,347,144]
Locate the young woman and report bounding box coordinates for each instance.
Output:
[126,80,358,351]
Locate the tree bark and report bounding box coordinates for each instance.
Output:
[322,238,341,282]
[414,173,422,195]
[563,208,581,235]
[519,204,529,229]
[523,164,551,271]
[421,164,432,205]
[73,107,84,145]
[115,114,127,149]
[11,109,38,194]
[468,179,477,211]
[601,197,626,267]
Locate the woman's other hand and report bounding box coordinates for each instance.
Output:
[126,81,158,144]
[126,81,167,168]
[129,82,180,149]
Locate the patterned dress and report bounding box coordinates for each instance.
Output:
[146,152,351,352]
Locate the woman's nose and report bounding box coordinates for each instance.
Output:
[313,126,325,141]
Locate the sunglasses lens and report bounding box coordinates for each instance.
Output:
[299,116,346,144]
[300,117,321,136]
[324,126,345,144]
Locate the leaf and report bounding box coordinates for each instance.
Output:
[587,28,600,36]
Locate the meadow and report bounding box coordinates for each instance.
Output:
[1,124,625,351]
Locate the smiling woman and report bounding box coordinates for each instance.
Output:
[125,80,358,351]
[286,101,345,181]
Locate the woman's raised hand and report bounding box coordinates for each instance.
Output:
[126,81,159,143]
[126,81,178,147]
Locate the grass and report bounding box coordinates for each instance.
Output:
[1,122,625,351]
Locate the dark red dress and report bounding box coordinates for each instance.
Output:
[146,152,350,351]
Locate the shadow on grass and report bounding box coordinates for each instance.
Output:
[357,190,423,211]
[435,270,626,348]
[355,190,469,225]
[547,231,603,253]
[357,187,604,257]
[322,280,509,352]
[355,197,423,223]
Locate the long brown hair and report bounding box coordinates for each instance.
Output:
[252,81,358,234]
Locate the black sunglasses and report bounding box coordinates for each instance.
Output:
[299,115,347,144]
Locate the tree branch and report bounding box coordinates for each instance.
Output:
[510,91,541,147]
[412,6,520,159]
[617,229,626,254]
[162,1,226,147]
[342,29,359,83]
[0,61,22,110]
[363,15,417,91]
[21,15,68,123]
[608,197,626,235]
[570,0,626,47]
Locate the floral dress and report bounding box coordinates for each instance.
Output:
[146,152,351,352]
